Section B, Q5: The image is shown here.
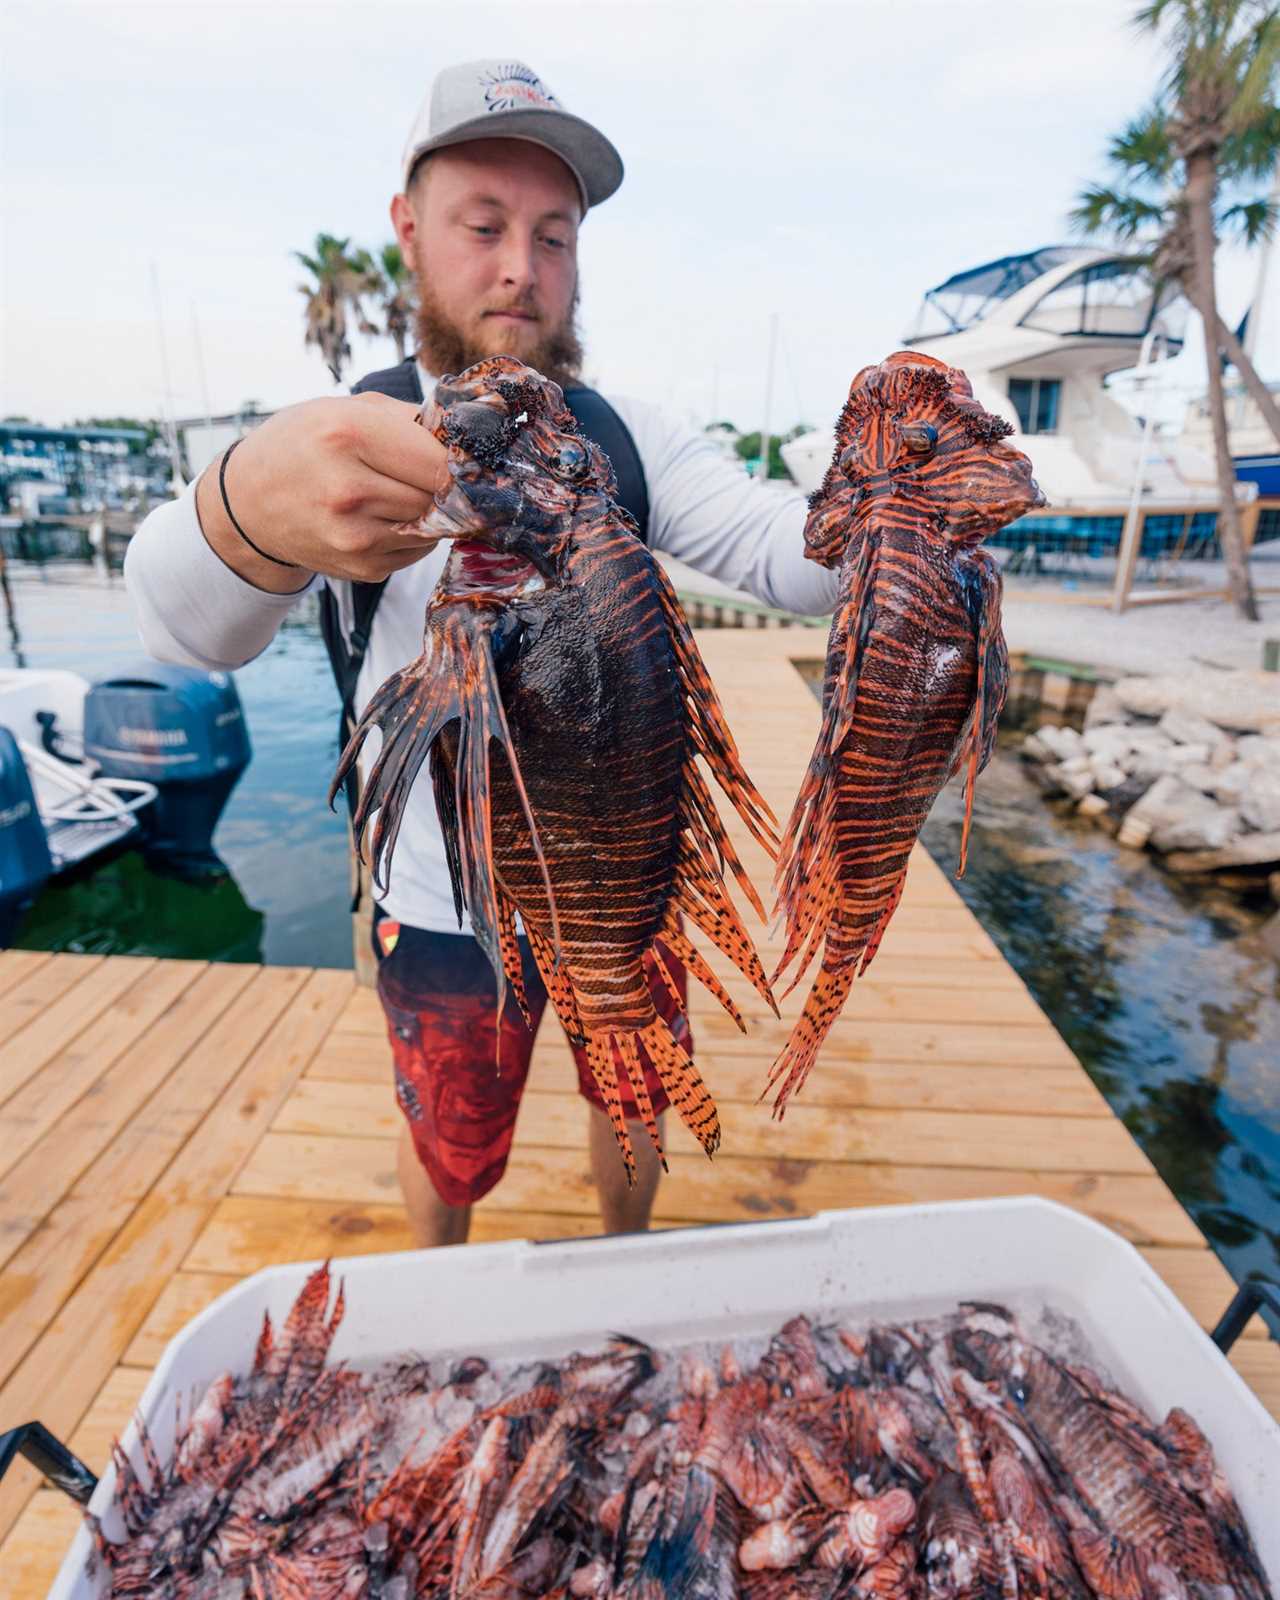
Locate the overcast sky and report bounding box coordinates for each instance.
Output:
[2,0,1275,434]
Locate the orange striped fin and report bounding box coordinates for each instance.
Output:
[494,887,532,1033]
[584,1033,636,1184]
[763,958,858,1116]
[772,544,874,993]
[635,1015,720,1158]
[617,1031,666,1172]
[525,923,584,1046]
[673,833,777,1016]
[956,562,1003,879]
[655,918,746,1034]
[651,560,779,858]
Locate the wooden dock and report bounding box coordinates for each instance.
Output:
[2,628,1276,1595]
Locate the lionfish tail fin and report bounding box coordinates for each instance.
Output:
[764,956,857,1117]
[333,605,562,981]
[651,561,779,859]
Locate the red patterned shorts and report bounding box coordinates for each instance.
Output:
[373,913,689,1206]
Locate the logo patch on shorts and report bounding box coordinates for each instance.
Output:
[481,63,558,113]
[378,919,402,958]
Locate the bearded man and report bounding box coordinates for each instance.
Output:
[125,59,840,1249]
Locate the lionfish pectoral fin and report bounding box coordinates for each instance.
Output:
[764,955,858,1117]
[858,865,907,976]
[650,559,779,859]
[772,542,875,991]
[956,561,1004,879]
[332,604,562,985]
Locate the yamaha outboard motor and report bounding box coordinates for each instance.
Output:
[83,663,252,878]
[0,727,53,944]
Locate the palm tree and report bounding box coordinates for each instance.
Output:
[1073,0,1280,621]
[295,234,382,385]
[375,243,416,363]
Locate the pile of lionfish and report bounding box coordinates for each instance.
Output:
[332,349,1045,1173]
[91,1264,1270,1599]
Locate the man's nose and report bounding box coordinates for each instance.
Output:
[497,231,537,294]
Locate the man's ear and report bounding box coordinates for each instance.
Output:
[390,191,417,255]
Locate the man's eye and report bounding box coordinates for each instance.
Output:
[541,234,567,251]
[469,224,499,238]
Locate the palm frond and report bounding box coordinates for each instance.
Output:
[1071,183,1167,239]
[1109,103,1177,180]
[1219,194,1278,240]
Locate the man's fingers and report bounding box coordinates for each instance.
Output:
[353,392,450,496]
[347,466,438,527]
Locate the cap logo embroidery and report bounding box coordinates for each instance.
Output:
[481,63,558,113]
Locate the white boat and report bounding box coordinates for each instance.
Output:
[0,669,156,872]
[783,246,1238,526]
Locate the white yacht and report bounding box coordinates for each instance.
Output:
[783,246,1230,519]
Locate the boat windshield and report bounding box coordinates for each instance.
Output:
[1020,258,1188,345]
[904,247,1086,340]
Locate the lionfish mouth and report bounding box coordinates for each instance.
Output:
[452,540,546,598]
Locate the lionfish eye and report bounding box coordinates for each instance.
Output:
[901,421,938,454]
[553,439,589,480]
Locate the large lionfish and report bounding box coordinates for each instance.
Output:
[333,356,778,1178]
[767,352,1044,1113]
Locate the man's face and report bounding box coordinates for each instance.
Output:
[392,138,583,381]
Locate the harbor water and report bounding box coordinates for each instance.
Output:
[2,531,350,968]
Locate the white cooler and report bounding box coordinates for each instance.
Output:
[49,1197,1280,1595]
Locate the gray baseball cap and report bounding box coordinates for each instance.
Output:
[402,59,624,211]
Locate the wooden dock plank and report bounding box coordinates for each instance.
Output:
[233,1133,1201,1247]
[123,1270,240,1368]
[0,947,136,1100]
[294,1054,1114,1121]
[0,968,346,1543]
[0,966,308,1386]
[0,962,258,1272]
[0,958,204,1183]
[0,950,52,1003]
[271,1085,1142,1174]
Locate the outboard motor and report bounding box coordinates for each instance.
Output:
[0,727,53,944]
[83,663,252,878]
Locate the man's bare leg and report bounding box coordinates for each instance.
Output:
[397,1124,471,1248]
[589,1104,664,1234]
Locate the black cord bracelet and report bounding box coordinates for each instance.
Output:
[218,439,300,569]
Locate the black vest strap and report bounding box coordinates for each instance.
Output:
[319,358,650,814]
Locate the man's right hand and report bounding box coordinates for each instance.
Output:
[194,392,451,594]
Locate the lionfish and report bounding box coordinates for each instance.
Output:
[767,352,1043,1112]
[333,356,778,1177]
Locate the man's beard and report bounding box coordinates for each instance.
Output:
[412,275,584,390]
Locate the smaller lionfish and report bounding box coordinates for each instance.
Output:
[768,352,1044,1112]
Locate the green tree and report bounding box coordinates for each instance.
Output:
[735,422,812,479]
[295,234,382,384]
[375,243,416,362]
[70,416,161,449]
[1072,0,1280,621]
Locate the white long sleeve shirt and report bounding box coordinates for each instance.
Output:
[125,370,840,932]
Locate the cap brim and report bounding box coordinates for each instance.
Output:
[403,106,623,210]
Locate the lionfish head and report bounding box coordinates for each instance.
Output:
[805,351,1044,563]
[425,355,616,575]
